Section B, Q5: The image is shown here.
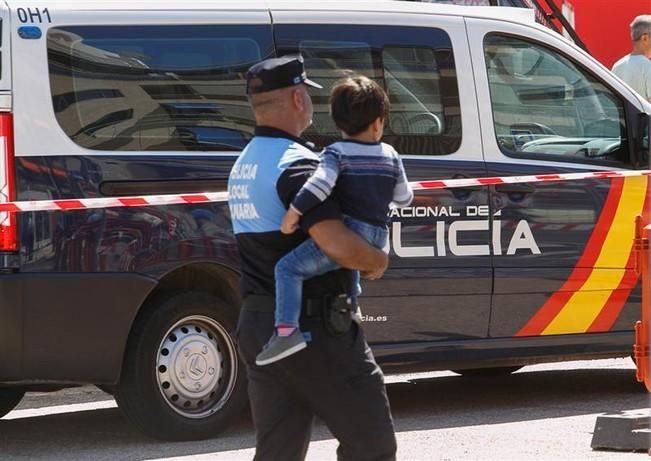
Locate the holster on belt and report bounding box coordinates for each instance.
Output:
[322,294,354,336]
[244,294,355,336]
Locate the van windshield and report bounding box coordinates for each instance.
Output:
[484,34,628,165]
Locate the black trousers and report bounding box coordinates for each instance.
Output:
[237,296,397,461]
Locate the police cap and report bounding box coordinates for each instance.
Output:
[246,54,323,95]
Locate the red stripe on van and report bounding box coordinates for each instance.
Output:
[515,178,623,336]
[587,177,651,332]
[587,255,638,332]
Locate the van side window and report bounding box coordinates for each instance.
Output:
[383,47,445,137]
[276,25,461,155]
[47,25,273,152]
[484,34,629,166]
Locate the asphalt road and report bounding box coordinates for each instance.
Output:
[1,358,648,460]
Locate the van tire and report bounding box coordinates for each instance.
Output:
[451,366,523,377]
[0,388,25,418]
[115,291,247,441]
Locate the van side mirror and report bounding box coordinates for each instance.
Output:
[635,112,649,168]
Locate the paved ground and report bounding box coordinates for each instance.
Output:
[1,358,649,460]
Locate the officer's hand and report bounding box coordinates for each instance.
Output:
[309,219,388,275]
[360,269,380,280]
[360,255,388,280]
[281,208,301,234]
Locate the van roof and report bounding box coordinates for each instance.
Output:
[268,0,535,24]
[5,0,535,24]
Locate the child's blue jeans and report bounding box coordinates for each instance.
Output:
[274,216,388,327]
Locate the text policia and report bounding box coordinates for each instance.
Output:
[388,205,540,258]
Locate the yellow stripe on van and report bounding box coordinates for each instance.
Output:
[542,176,647,335]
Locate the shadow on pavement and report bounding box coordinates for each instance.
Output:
[0,367,644,460]
[387,367,647,432]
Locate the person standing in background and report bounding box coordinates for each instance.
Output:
[612,15,651,102]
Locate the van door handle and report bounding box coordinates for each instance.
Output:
[493,183,535,194]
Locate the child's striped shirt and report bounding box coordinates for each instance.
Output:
[291,139,413,226]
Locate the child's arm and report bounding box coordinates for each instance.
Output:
[391,155,414,208]
[281,148,341,234]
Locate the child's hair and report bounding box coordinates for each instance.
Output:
[329,74,390,136]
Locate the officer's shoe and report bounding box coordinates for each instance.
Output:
[256,330,307,366]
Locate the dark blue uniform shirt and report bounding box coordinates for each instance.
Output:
[228,126,354,298]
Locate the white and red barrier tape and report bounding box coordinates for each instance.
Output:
[0,169,649,214]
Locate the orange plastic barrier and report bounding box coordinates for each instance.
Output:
[634,216,650,392]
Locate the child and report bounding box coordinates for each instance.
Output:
[256,74,413,366]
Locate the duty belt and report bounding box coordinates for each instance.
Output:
[242,294,350,318]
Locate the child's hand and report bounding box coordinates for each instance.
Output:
[281,208,301,234]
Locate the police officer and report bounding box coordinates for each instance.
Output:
[228,55,397,461]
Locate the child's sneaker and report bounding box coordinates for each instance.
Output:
[256,329,307,366]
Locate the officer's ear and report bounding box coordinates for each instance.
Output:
[291,86,307,112]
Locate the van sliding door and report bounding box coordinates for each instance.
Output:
[272,11,492,361]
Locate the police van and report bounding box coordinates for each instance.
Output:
[0,0,648,441]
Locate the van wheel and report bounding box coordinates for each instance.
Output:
[115,291,247,441]
[451,366,523,377]
[0,388,25,418]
